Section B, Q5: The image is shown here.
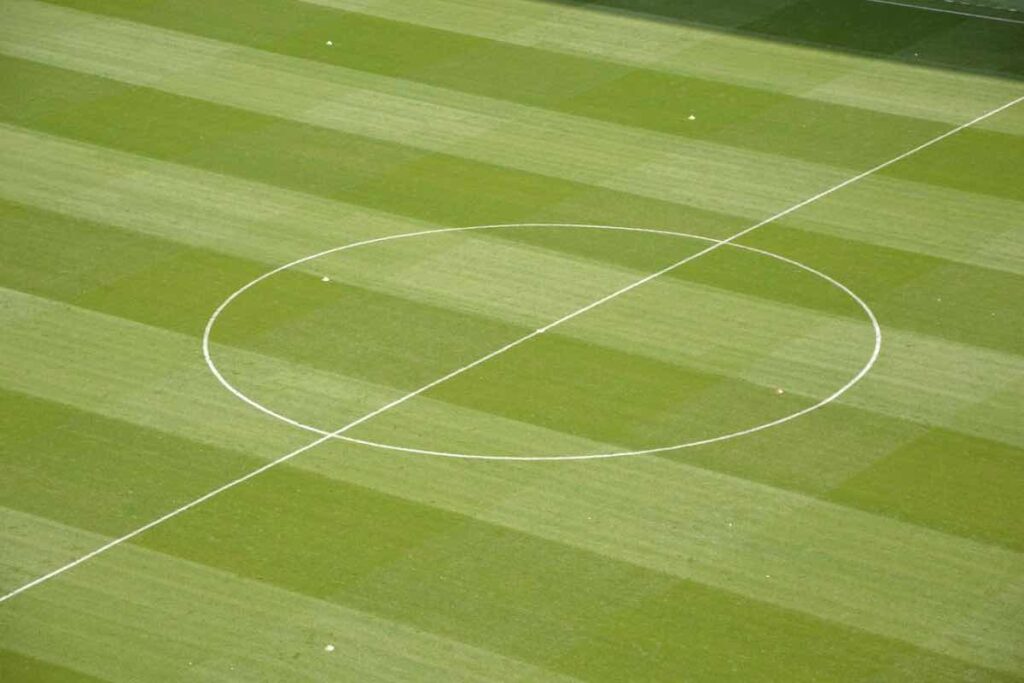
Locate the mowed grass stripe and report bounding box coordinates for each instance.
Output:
[1,127,1020,459]
[304,0,1024,130]
[2,40,1024,294]
[4,387,1019,679]
[3,195,1021,457]
[1,510,581,683]
[0,651,107,683]
[0,56,742,235]
[1,121,1019,369]
[0,288,619,465]
[0,0,852,228]
[1,1,1020,679]
[2,290,1022,673]
[7,510,1014,683]
[2,31,1021,276]
[38,0,1020,176]
[2,376,1022,675]
[1,253,1021,499]
[5,1,1023,239]
[0,206,870,459]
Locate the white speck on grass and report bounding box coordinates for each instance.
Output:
[324,644,335,653]
[688,114,696,121]
[326,40,333,46]
[321,276,330,282]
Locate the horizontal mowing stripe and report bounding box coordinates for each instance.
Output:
[2,14,1020,270]
[30,0,1009,176]
[2,290,1021,671]
[0,1,856,229]
[0,213,875,457]
[1,124,1019,376]
[5,509,1012,682]
[1,508,579,683]
[0,56,747,236]
[2,203,1020,454]
[301,0,1024,129]
[1,52,1021,277]
[2,130,1015,448]
[0,650,108,683]
[1,275,1020,517]
[1,287,1019,553]
[2,381,1022,674]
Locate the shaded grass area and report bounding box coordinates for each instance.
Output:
[553,0,1024,78]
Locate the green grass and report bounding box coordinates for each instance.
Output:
[1,0,1022,680]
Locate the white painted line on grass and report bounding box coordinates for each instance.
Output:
[866,0,1024,25]
[203,224,884,460]
[2,94,1020,605]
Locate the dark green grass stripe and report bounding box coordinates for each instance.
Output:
[0,200,812,457]
[500,225,1024,355]
[1,390,1012,681]
[0,55,741,233]
[4,206,1023,553]
[661,398,1024,553]
[825,427,1024,552]
[565,0,1024,78]
[735,226,1024,355]
[0,650,108,683]
[877,127,1024,202]
[35,0,1006,177]
[0,389,268,538]
[0,200,534,392]
[5,186,1021,359]
[1,197,1018,548]
[743,0,1024,70]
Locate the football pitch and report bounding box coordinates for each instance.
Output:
[1,0,1022,680]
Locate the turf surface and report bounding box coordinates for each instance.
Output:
[1,0,1022,680]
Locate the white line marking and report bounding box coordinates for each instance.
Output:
[866,0,1024,25]
[2,94,1020,605]
[203,224,883,460]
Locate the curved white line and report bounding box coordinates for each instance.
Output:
[8,92,1018,603]
[203,223,882,461]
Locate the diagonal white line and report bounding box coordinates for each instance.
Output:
[2,94,1021,605]
[866,0,1024,25]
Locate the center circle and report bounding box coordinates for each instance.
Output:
[203,223,881,461]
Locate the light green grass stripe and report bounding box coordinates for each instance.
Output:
[0,0,849,224]
[2,291,1021,670]
[1,508,578,683]
[3,7,1021,274]
[304,0,1024,134]
[0,124,429,265]
[0,287,622,459]
[0,126,1019,449]
[0,122,1020,445]
[787,175,1024,275]
[2,196,1020,452]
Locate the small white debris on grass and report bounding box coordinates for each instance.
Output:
[324,644,335,652]
[326,40,333,46]
[688,114,696,121]
[774,387,785,396]
[321,276,330,282]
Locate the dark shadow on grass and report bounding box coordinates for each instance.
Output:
[538,0,1024,81]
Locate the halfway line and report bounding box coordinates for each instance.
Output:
[2,93,1020,605]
